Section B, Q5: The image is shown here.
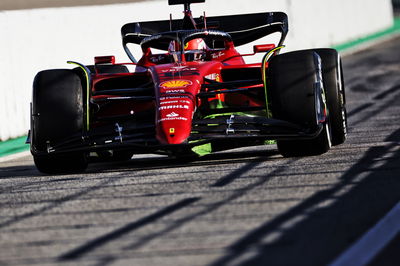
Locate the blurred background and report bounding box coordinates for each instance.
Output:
[0,0,397,143]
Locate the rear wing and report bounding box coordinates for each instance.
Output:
[121,12,288,49]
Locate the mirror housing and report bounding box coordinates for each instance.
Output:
[253,44,276,53]
[94,56,115,65]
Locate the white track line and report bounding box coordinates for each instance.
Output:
[329,201,400,266]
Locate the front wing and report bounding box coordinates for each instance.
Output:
[30,115,323,157]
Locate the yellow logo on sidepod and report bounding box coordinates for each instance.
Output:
[160,80,192,89]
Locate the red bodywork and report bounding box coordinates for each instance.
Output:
[91,39,271,146]
[31,1,334,168]
[56,4,293,156]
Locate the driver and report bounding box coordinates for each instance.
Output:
[168,38,208,62]
[184,38,208,61]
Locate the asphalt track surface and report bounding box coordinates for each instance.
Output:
[1,37,400,266]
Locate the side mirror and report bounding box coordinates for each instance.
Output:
[253,44,276,53]
[94,56,115,65]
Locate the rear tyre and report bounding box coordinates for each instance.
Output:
[314,48,347,145]
[31,69,88,174]
[268,50,331,157]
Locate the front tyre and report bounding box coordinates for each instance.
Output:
[33,153,88,174]
[276,123,332,157]
[31,69,88,174]
[268,50,332,157]
[314,48,347,145]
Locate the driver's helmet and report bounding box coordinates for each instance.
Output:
[184,38,207,51]
[184,38,208,61]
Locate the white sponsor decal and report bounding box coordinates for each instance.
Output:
[160,99,190,105]
[159,105,189,111]
[150,55,166,63]
[160,96,191,101]
[158,117,188,122]
[161,67,197,72]
[164,89,186,93]
[160,100,179,105]
[166,112,179,118]
[212,51,225,59]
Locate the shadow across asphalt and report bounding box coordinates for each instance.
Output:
[59,197,201,260]
[0,146,278,232]
[209,128,400,266]
[0,164,38,179]
[86,148,279,174]
[57,148,287,264]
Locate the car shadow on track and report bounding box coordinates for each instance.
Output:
[86,147,281,174]
[0,146,279,179]
[0,164,39,179]
[0,147,279,232]
[54,126,400,266]
[209,128,400,266]
[58,146,286,265]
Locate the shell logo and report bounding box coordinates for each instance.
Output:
[160,80,192,89]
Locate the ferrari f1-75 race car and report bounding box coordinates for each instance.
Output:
[28,0,347,174]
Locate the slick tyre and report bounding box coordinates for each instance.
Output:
[31,69,88,174]
[275,123,332,158]
[268,50,331,157]
[33,153,88,174]
[314,48,347,145]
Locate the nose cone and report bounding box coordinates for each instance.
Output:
[156,92,196,145]
[156,100,193,144]
[152,64,206,145]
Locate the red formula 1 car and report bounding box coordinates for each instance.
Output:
[28,0,347,174]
